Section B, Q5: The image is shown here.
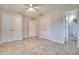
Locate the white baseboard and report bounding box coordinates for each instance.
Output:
[0,36,65,44]
[39,36,64,44]
[0,38,23,44]
[49,38,65,44]
[23,36,38,39]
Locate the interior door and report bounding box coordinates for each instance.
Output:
[13,15,22,40]
[29,19,37,37]
[2,13,14,42]
[1,13,22,43]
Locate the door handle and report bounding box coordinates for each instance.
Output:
[10,29,14,31]
[43,28,47,31]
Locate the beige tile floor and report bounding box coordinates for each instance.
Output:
[0,37,79,55]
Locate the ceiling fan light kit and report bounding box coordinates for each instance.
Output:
[24,4,41,18]
[28,7,34,11]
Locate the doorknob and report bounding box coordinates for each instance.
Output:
[43,28,47,31]
[10,29,14,31]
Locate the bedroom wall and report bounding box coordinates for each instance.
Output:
[39,6,79,44]
[22,15,29,38]
[0,14,1,41]
[39,10,65,43]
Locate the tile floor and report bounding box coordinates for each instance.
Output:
[0,37,79,55]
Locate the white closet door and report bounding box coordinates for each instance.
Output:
[1,13,22,43]
[13,15,22,40]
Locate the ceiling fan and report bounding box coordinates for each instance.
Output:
[24,4,39,12]
[23,4,42,17]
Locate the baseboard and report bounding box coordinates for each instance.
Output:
[39,36,65,44]
[0,38,23,44]
[49,39,65,44]
[23,36,38,39]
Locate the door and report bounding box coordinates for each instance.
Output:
[29,19,37,37]
[1,13,22,43]
[40,16,51,40]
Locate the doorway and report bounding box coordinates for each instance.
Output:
[29,18,37,38]
[65,9,78,47]
[28,17,40,39]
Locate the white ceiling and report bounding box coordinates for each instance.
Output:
[0,4,79,17]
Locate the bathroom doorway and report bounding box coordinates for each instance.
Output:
[65,9,79,47]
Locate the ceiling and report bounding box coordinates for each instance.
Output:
[0,4,79,17]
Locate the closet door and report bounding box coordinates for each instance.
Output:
[1,13,22,43]
[13,14,22,40]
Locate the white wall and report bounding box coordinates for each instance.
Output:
[39,14,52,40]
[50,10,65,43]
[39,10,65,43]
[39,6,79,44]
[22,15,29,38]
[0,14,1,41]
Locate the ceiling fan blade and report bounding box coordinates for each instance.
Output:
[33,7,39,9]
[23,4,29,8]
[29,4,33,7]
[33,7,39,12]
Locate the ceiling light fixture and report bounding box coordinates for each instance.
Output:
[28,7,34,11]
[27,4,35,11]
[29,4,32,7]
